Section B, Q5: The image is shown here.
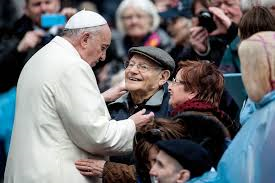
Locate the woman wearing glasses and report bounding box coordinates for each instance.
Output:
[169,60,239,138]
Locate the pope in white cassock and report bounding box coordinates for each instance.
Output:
[4,10,153,183]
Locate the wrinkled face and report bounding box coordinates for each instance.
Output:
[125,54,163,94]
[168,69,196,109]
[167,17,191,45]
[84,25,111,67]
[150,150,185,183]
[121,6,152,38]
[210,0,242,24]
[25,0,60,25]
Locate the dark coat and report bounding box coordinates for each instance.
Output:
[108,83,171,121]
[107,83,171,165]
[0,15,54,92]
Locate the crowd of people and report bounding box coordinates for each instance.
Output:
[1,0,275,183]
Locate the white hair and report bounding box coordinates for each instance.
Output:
[240,0,275,11]
[115,0,160,35]
[62,26,103,37]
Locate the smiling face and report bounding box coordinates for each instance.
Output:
[121,6,153,38]
[168,69,197,109]
[125,54,168,99]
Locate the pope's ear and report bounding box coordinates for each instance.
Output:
[80,32,90,48]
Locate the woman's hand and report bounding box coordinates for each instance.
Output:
[75,159,106,177]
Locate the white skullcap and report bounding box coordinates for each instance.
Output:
[65,10,107,29]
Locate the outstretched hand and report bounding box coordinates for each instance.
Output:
[130,109,154,130]
[102,80,127,102]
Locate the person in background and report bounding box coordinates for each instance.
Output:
[235,6,275,125]
[158,0,193,65]
[169,60,239,138]
[149,139,213,183]
[216,31,275,183]
[95,0,173,91]
[4,10,153,183]
[219,0,275,74]
[189,0,242,67]
[0,0,77,92]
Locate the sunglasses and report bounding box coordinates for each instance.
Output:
[134,128,163,144]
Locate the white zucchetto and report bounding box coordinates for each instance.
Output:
[65,10,107,29]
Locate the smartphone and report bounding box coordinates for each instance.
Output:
[41,14,66,28]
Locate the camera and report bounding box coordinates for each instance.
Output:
[198,10,217,33]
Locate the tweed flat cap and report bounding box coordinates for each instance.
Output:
[156,139,212,178]
[128,46,175,72]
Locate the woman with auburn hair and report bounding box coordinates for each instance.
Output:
[216,31,275,183]
[169,60,240,138]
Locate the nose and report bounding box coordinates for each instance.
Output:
[149,164,157,176]
[99,51,107,62]
[168,81,173,90]
[40,2,48,13]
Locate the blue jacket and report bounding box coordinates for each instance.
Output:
[108,83,170,121]
[216,91,275,183]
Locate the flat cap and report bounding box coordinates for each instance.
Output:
[128,46,175,73]
[65,10,107,29]
[156,139,212,178]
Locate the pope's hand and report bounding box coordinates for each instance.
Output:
[130,109,154,130]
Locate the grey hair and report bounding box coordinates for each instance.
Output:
[61,26,103,38]
[240,0,275,11]
[115,0,160,35]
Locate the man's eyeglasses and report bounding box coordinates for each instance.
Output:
[134,128,163,144]
[124,62,161,73]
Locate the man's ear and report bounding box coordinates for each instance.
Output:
[176,169,190,183]
[158,70,170,86]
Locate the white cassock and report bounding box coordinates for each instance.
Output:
[4,36,135,183]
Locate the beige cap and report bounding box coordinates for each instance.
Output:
[65,10,107,29]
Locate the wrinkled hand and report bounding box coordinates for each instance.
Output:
[75,159,106,177]
[190,26,209,53]
[60,7,77,19]
[17,30,45,52]
[102,80,127,102]
[130,109,154,130]
[209,7,232,36]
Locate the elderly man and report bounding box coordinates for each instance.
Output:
[74,46,175,175]
[149,139,213,183]
[4,10,154,183]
